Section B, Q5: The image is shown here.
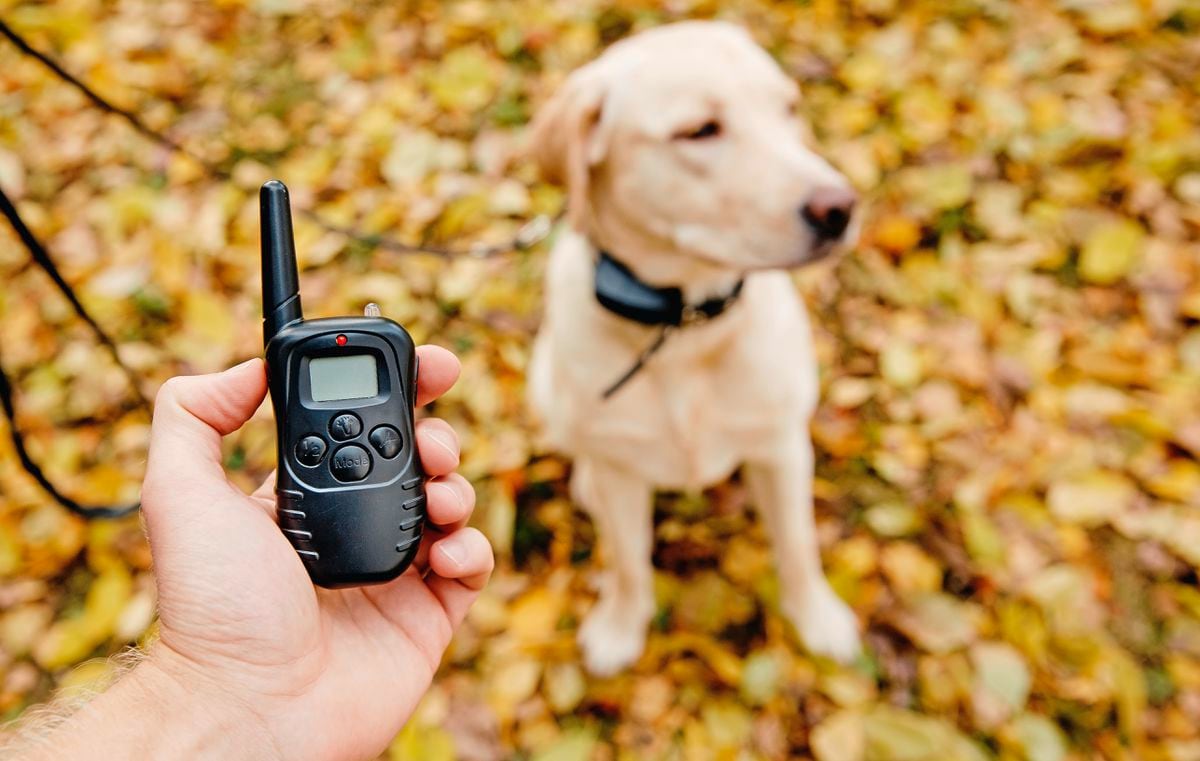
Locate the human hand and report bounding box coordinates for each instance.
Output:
[130,347,489,761]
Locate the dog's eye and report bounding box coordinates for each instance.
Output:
[675,120,722,141]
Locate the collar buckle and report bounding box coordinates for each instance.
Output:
[680,304,710,327]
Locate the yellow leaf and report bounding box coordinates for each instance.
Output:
[82,567,134,641]
[1145,460,1200,504]
[864,705,988,761]
[1046,470,1136,527]
[880,542,942,597]
[812,710,865,761]
[701,699,753,751]
[543,662,586,714]
[1000,714,1067,761]
[487,658,541,717]
[530,728,597,761]
[0,604,53,657]
[389,720,456,761]
[507,587,567,645]
[1079,219,1143,285]
[969,642,1031,729]
[33,619,96,671]
[891,594,980,654]
[873,214,922,255]
[0,521,21,576]
[880,342,923,388]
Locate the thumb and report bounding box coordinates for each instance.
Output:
[142,358,267,507]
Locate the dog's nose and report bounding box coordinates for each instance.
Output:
[801,187,857,240]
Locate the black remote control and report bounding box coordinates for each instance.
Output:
[260,180,425,588]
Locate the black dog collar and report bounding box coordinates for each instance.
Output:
[594,251,744,327]
[594,250,745,399]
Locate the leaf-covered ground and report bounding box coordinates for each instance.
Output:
[2,0,1200,758]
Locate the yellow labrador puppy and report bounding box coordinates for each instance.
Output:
[528,21,861,675]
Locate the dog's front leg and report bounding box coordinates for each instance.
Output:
[746,434,861,662]
[571,457,656,676]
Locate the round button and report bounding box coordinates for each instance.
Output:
[329,413,362,441]
[368,425,403,458]
[330,444,372,482]
[295,435,326,467]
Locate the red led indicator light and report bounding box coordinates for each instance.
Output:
[335,334,348,346]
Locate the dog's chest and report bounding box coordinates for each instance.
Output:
[655,361,751,486]
[599,319,813,488]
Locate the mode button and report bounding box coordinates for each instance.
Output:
[329,444,372,482]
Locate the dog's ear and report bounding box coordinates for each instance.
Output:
[529,65,611,232]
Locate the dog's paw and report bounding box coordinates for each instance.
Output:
[577,601,651,677]
[784,582,861,663]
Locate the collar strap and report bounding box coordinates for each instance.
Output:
[594,251,744,328]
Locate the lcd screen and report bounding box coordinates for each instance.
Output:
[309,355,379,402]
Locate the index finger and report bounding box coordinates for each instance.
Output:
[416,344,460,406]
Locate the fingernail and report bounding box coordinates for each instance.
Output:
[226,358,259,373]
[428,428,459,462]
[430,480,465,511]
[439,538,466,569]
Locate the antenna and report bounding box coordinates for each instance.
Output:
[261,179,304,346]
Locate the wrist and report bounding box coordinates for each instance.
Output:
[26,648,282,761]
[144,646,285,760]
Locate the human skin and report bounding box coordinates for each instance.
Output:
[15,346,493,761]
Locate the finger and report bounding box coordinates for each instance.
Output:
[425,473,475,529]
[408,474,475,570]
[428,528,493,589]
[143,359,267,508]
[415,418,460,475]
[415,345,460,407]
[424,528,494,626]
[250,471,277,514]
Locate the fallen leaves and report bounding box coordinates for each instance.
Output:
[890,593,981,655]
[1,0,1199,758]
[1047,469,1137,527]
[1080,217,1144,286]
[969,641,1031,729]
[812,705,990,761]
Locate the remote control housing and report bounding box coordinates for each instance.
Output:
[266,316,424,588]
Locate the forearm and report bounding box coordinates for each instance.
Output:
[6,650,280,761]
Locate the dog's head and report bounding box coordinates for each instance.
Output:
[530,21,858,277]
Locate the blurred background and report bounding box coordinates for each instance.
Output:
[2,0,1200,758]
